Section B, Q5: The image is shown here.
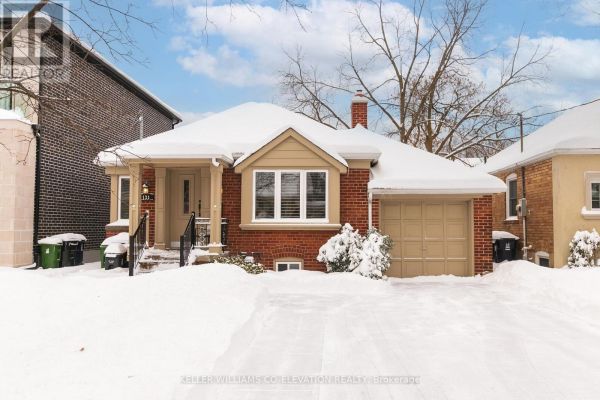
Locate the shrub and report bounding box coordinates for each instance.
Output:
[317,224,393,279]
[568,229,600,268]
[316,223,363,272]
[213,255,265,274]
[352,228,393,280]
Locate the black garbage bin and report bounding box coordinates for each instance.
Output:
[493,231,519,263]
[105,253,127,270]
[62,240,86,266]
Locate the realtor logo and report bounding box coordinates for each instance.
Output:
[0,0,71,83]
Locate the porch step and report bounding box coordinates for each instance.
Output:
[138,249,180,273]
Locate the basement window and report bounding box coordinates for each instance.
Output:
[535,251,550,268]
[275,260,303,272]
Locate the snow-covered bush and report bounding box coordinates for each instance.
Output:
[351,228,393,280]
[568,229,600,268]
[213,255,265,274]
[317,224,393,279]
[316,223,363,272]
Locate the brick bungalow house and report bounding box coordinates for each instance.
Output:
[97,95,505,277]
[481,101,600,267]
[0,18,181,267]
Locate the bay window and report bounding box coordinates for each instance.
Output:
[254,170,327,221]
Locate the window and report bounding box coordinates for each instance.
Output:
[275,261,303,272]
[118,176,130,220]
[506,173,518,219]
[592,182,600,210]
[183,179,190,214]
[583,172,600,217]
[254,170,328,221]
[535,251,550,268]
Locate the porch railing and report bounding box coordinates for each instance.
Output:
[180,212,196,267]
[194,218,228,247]
[129,211,148,277]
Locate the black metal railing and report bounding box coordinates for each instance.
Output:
[129,211,148,277]
[195,218,228,247]
[180,212,196,267]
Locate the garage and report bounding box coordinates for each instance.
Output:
[380,201,471,278]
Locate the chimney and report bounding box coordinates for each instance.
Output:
[351,89,368,128]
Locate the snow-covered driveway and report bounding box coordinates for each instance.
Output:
[192,272,600,400]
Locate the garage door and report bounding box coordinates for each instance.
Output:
[381,201,471,278]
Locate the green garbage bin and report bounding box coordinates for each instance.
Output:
[39,243,63,269]
[100,245,108,268]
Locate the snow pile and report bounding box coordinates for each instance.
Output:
[105,243,128,255]
[485,261,600,321]
[317,224,392,279]
[101,232,129,246]
[567,229,600,267]
[0,264,265,400]
[38,233,87,245]
[492,230,519,240]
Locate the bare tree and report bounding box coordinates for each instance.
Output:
[281,0,548,159]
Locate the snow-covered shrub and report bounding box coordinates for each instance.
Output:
[213,255,265,274]
[351,228,393,280]
[317,225,393,279]
[568,229,600,268]
[317,223,363,272]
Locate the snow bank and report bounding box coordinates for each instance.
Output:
[485,261,600,321]
[0,263,265,400]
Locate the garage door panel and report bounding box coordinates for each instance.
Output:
[424,222,444,239]
[383,222,402,241]
[424,203,443,219]
[446,242,467,258]
[402,221,422,240]
[446,222,467,239]
[447,260,467,276]
[403,261,423,278]
[387,260,403,277]
[446,203,468,219]
[403,242,422,258]
[382,203,401,219]
[403,203,422,219]
[425,242,445,258]
[424,261,445,276]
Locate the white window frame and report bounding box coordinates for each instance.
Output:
[535,251,550,267]
[118,175,130,221]
[585,172,600,211]
[275,260,303,272]
[253,169,328,223]
[505,173,518,220]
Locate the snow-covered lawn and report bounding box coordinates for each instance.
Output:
[2,261,600,399]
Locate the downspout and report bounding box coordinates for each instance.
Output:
[518,113,531,260]
[32,124,41,266]
[368,191,373,229]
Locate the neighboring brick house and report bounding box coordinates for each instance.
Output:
[482,101,600,267]
[0,20,181,267]
[98,94,505,277]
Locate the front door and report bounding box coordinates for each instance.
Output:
[169,170,196,248]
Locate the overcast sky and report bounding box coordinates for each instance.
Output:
[110,0,600,125]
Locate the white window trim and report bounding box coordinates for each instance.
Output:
[505,173,518,221]
[275,260,303,272]
[253,169,329,223]
[117,175,130,221]
[584,171,600,212]
[535,251,550,267]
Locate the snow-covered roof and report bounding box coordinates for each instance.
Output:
[481,101,600,174]
[98,102,505,195]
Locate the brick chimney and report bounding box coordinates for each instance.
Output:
[351,89,368,128]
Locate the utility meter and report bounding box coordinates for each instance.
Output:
[516,198,528,217]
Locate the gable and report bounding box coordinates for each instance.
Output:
[234,128,347,173]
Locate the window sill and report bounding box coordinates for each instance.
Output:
[504,217,519,222]
[240,223,341,231]
[581,207,600,219]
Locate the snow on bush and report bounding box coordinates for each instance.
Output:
[567,229,600,267]
[351,228,393,280]
[317,223,363,272]
[213,254,265,274]
[317,224,392,279]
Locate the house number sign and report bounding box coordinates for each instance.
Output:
[141,193,155,201]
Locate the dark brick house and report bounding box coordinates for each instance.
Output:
[0,20,181,265]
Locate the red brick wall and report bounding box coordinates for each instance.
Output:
[222,167,378,271]
[474,195,493,274]
[492,159,554,265]
[139,167,156,246]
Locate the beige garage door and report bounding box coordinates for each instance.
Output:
[381,201,471,278]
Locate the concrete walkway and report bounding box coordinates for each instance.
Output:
[187,279,600,400]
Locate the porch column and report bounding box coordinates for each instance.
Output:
[209,162,223,253]
[128,163,143,235]
[154,167,167,249]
